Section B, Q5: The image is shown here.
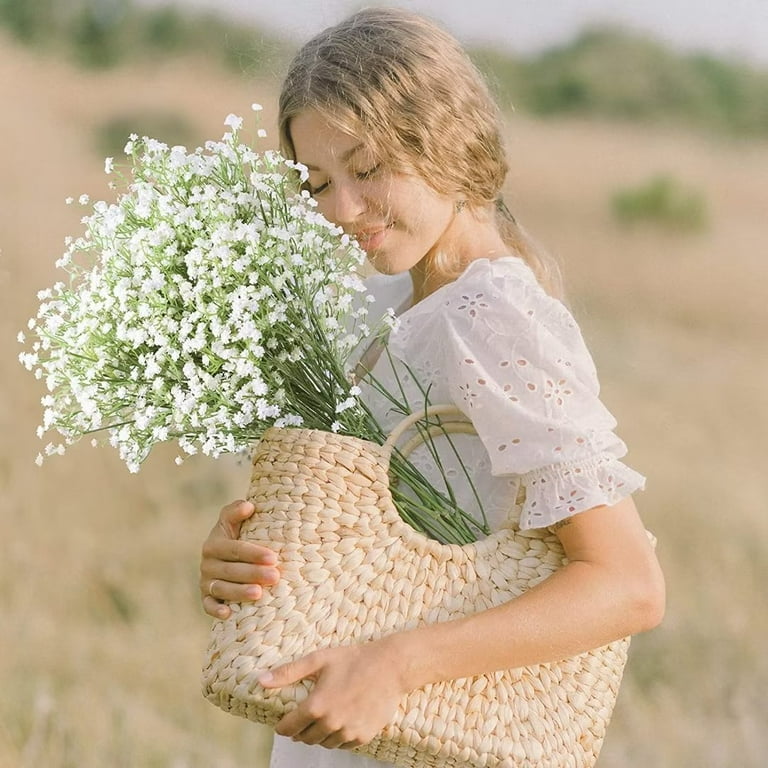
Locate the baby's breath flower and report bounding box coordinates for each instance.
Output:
[224,113,243,130]
[20,114,376,470]
[335,397,357,414]
[383,307,401,331]
[19,110,484,543]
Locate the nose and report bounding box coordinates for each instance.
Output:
[327,179,367,229]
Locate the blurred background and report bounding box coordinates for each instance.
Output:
[1,1,766,766]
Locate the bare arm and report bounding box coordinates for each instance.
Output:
[386,496,665,688]
[262,495,665,747]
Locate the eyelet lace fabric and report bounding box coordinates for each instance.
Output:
[363,257,644,532]
[267,257,644,768]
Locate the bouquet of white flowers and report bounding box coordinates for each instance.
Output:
[19,109,487,544]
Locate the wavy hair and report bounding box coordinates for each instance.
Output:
[278,7,562,297]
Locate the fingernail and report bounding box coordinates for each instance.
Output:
[245,585,261,599]
[258,671,273,685]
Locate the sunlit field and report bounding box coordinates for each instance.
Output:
[1,29,766,768]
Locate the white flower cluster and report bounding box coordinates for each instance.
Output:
[20,114,377,472]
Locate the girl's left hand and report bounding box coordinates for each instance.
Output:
[260,639,407,750]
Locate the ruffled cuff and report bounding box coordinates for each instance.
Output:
[518,454,646,530]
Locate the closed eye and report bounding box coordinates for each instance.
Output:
[355,164,380,181]
[304,180,330,196]
[303,163,380,197]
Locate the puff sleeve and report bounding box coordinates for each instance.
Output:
[437,259,645,530]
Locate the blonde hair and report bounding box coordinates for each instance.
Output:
[278,7,563,298]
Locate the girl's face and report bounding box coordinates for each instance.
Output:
[289,110,457,275]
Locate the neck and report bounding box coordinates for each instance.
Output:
[410,208,509,304]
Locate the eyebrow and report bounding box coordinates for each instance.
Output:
[303,143,364,171]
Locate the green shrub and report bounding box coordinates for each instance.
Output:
[470,47,526,111]
[470,26,768,137]
[0,0,58,44]
[3,0,767,138]
[0,0,287,75]
[69,0,129,69]
[141,5,185,51]
[611,174,708,232]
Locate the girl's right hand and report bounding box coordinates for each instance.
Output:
[199,499,281,619]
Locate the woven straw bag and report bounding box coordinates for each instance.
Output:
[202,406,631,768]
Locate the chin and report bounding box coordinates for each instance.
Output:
[366,252,418,277]
[366,255,395,275]
[369,262,399,276]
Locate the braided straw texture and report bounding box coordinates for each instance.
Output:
[202,426,630,768]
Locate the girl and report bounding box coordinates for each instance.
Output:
[200,8,665,767]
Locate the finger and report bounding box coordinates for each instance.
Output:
[200,579,263,604]
[319,733,354,750]
[338,740,364,750]
[258,654,319,689]
[202,536,278,567]
[225,539,279,566]
[217,499,255,535]
[274,703,319,738]
[200,558,280,587]
[199,560,280,600]
[202,594,231,619]
[199,561,279,606]
[292,721,334,746]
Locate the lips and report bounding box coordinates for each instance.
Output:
[354,224,392,252]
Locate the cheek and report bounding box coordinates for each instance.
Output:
[409,197,453,236]
[313,197,337,224]
[364,180,394,214]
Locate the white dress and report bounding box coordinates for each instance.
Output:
[269,256,645,768]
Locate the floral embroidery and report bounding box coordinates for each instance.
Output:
[598,474,627,495]
[543,378,573,406]
[362,257,645,533]
[411,356,442,386]
[457,382,478,408]
[554,489,587,514]
[502,384,519,402]
[456,292,489,318]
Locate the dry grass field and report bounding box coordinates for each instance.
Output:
[1,30,766,767]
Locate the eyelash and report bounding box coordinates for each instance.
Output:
[306,181,330,196]
[355,164,380,181]
[305,165,381,196]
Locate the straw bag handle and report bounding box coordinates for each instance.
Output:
[384,404,477,461]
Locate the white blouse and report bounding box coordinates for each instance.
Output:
[269,255,645,768]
